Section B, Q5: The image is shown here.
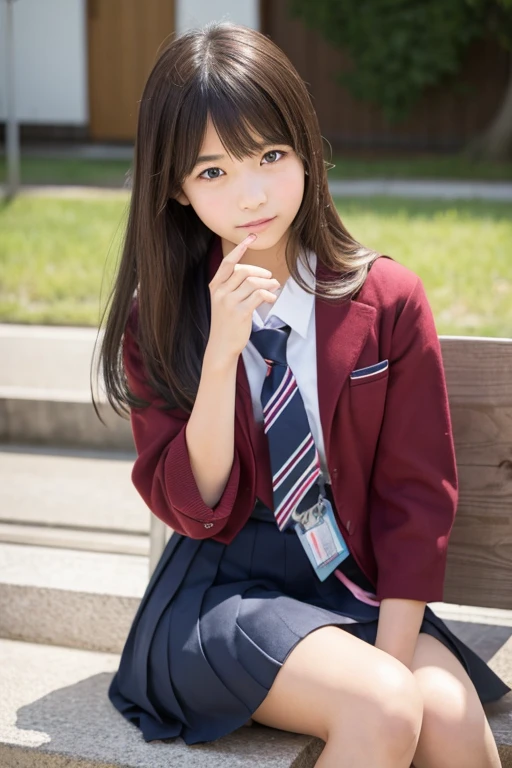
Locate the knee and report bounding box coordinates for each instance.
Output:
[371,659,424,758]
[417,668,484,745]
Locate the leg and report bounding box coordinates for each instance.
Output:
[410,633,501,768]
[251,624,424,768]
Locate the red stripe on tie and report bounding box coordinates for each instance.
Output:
[274,434,314,486]
[265,374,296,423]
[277,466,322,528]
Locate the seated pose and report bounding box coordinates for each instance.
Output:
[97,20,510,768]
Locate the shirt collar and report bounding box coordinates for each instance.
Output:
[251,248,317,340]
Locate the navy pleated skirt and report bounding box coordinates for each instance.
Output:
[108,485,510,745]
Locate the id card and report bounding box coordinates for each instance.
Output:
[293,496,350,581]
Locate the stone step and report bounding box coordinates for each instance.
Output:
[0,541,148,653]
[0,539,511,763]
[0,638,511,768]
[0,324,101,392]
[0,444,148,535]
[1,533,512,653]
[1,637,319,768]
[0,521,149,556]
[0,324,133,449]
[0,388,134,450]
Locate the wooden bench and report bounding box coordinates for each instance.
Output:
[147,335,512,765]
[442,337,512,611]
[438,336,512,766]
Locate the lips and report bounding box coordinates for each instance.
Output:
[238,216,275,227]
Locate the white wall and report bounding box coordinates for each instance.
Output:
[0,0,87,124]
[176,0,259,35]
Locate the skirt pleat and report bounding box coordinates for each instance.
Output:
[108,489,511,745]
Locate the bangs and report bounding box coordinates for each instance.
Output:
[173,71,298,181]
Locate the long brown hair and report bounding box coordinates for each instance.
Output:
[92,20,380,421]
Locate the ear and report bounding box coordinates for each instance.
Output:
[172,189,191,206]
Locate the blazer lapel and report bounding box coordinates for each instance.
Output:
[315,259,376,464]
[206,235,376,511]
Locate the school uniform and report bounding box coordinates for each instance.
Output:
[108,233,510,745]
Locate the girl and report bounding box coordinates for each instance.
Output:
[96,20,510,768]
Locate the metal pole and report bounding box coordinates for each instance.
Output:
[5,0,20,198]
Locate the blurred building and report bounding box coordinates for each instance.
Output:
[0,0,508,151]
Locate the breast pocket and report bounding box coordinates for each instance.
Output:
[349,359,389,387]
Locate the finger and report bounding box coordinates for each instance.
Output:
[223,233,258,264]
[228,275,280,299]
[213,233,259,286]
[245,288,279,312]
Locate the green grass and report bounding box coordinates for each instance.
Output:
[0,195,129,326]
[334,196,511,338]
[0,192,510,336]
[1,152,512,187]
[0,157,133,188]
[329,153,512,181]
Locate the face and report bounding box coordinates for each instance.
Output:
[173,115,305,262]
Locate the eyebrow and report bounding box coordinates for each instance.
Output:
[193,142,281,168]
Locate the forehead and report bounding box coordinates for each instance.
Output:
[199,115,263,152]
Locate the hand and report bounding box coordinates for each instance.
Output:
[207,233,281,361]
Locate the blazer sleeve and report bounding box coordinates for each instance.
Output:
[122,312,241,539]
[368,276,458,603]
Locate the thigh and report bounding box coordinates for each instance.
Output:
[251,623,423,744]
[410,633,500,768]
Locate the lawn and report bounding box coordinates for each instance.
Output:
[329,153,512,182]
[1,152,512,187]
[0,157,133,188]
[0,192,510,337]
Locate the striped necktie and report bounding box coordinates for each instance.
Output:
[249,323,323,532]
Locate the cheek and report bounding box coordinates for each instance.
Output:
[186,187,224,225]
[277,168,305,210]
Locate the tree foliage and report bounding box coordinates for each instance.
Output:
[288,0,512,124]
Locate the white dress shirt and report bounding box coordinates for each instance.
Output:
[241,248,331,485]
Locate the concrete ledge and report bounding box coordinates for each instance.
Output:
[0,543,510,762]
[1,637,510,767]
[0,638,323,768]
[1,539,512,655]
[0,522,148,556]
[0,390,134,450]
[0,542,148,653]
[0,444,147,535]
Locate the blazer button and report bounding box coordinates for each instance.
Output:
[204,522,214,528]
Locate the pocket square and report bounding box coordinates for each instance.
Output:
[350,359,389,380]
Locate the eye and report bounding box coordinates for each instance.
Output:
[197,149,287,182]
[262,149,286,164]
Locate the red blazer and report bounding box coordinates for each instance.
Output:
[123,235,458,603]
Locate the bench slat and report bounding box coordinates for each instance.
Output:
[440,338,512,609]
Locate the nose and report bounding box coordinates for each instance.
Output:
[237,174,268,211]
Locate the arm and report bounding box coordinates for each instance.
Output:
[123,309,241,539]
[375,598,426,669]
[369,276,458,603]
[185,342,238,508]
